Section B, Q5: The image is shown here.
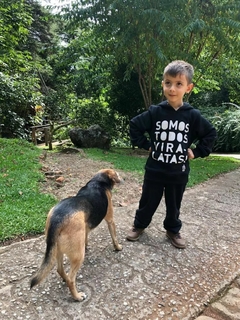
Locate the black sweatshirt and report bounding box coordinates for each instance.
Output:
[130,101,217,184]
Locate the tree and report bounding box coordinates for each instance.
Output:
[0,0,32,72]
[0,0,59,138]
[0,0,35,137]
[67,0,240,108]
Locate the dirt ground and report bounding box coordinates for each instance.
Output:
[39,147,143,207]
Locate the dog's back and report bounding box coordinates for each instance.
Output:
[47,170,114,233]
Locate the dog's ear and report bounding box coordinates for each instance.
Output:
[109,169,123,183]
[111,170,122,184]
[97,169,122,184]
[98,169,122,184]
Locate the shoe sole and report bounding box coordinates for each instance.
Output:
[126,236,140,241]
[166,233,186,249]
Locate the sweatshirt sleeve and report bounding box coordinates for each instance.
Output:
[129,109,152,151]
[191,110,217,158]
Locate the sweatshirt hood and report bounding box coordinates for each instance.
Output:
[158,100,194,111]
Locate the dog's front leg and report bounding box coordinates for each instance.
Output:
[106,220,122,251]
[104,195,122,251]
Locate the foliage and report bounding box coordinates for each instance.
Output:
[68,97,112,131]
[32,25,116,144]
[0,0,34,137]
[218,56,240,105]
[170,99,240,153]
[0,138,56,241]
[0,0,32,71]
[108,64,146,120]
[1,0,240,148]
[68,0,240,109]
[0,72,41,138]
[42,86,131,144]
[0,0,59,139]
[24,0,58,60]
[49,28,112,100]
[191,54,240,109]
[211,108,240,152]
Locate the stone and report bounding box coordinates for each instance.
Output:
[69,125,111,149]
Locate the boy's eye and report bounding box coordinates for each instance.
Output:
[165,81,171,85]
[177,82,183,86]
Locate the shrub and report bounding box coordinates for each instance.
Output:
[212,108,240,152]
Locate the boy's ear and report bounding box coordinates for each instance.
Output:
[186,83,194,94]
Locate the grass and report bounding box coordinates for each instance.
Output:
[1,139,240,243]
[0,139,56,242]
[84,148,240,187]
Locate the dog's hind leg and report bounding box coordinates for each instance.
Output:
[84,226,90,249]
[59,220,87,301]
[66,247,86,301]
[57,212,87,301]
[56,251,68,282]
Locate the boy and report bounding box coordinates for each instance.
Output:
[126,60,217,249]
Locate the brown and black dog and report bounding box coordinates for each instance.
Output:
[30,169,122,301]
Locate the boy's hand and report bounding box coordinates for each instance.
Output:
[188,148,195,159]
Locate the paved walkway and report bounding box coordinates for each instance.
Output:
[1,167,240,319]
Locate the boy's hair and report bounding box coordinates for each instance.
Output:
[163,60,194,84]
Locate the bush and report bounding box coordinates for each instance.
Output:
[212,108,240,152]
[0,72,42,139]
[66,97,132,146]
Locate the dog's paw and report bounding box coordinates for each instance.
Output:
[74,291,87,302]
[114,244,123,251]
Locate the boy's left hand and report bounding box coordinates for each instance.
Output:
[188,148,195,159]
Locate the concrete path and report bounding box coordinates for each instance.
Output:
[0,168,240,320]
[212,153,240,160]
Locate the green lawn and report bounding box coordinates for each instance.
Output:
[84,148,240,187]
[0,139,56,242]
[1,139,240,242]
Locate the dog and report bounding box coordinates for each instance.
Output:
[30,168,122,301]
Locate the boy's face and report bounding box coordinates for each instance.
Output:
[162,73,193,109]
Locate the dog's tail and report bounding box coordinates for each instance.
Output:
[30,227,57,289]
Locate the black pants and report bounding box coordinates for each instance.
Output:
[134,179,186,234]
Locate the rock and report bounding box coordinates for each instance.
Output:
[56,176,64,183]
[69,125,111,149]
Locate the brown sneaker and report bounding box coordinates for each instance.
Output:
[126,227,144,241]
[166,231,186,249]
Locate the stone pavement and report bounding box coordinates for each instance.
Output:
[1,168,240,320]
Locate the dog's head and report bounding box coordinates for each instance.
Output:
[96,168,122,187]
